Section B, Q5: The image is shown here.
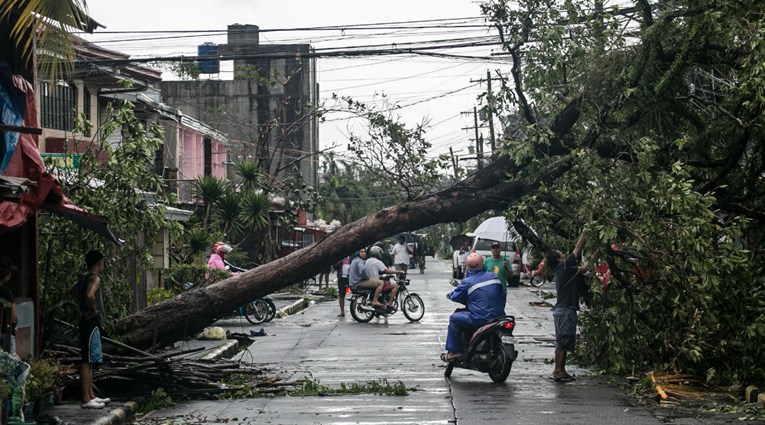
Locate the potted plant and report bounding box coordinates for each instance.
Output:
[24,358,59,417]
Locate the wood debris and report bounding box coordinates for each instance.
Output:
[649,372,729,401]
[46,341,296,400]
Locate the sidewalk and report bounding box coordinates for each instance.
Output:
[35,292,312,425]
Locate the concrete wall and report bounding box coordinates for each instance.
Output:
[160,24,319,192]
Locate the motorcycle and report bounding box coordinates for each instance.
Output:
[443,310,518,382]
[349,274,425,323]
[443,281,518,383]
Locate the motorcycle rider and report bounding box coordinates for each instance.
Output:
[443,252,506,361]
[208,242,233,271]
[366,246,402,310]
[348,248,386,309]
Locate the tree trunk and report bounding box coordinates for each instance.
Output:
[114,156,571,349]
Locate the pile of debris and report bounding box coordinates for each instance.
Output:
[46,339,298,400]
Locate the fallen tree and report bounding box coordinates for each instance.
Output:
[112,0,765,385]
[114,152,573,349]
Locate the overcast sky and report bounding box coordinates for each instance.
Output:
[84,0,511,163]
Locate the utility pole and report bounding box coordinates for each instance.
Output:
[470,71,500,154]
[473,107,483,169]
[449,147,459,179]
[486,70,496,152]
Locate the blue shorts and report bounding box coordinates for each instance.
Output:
[553,307,577,352]
[79,316,103,365]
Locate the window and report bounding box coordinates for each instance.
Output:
[40,80,77,131]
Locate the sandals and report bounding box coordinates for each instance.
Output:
[551,374,576,383]
[440,352,465,362]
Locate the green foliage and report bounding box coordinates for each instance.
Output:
[0,379,9,400]
[239,191,271,231]
[25,358,60,400]
[146,287,176,306]
[290,376,410,397]
[137,388,175,414]
[337,95,450,202]
[322,286,339,299]
[235,161,262,192]
[40,97,168,325]
[485,0,765,383]
[168,61,201,80]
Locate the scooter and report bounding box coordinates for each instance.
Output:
[443,309,518,383]
[442,280,518,382]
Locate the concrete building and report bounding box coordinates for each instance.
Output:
[160,24,320,192]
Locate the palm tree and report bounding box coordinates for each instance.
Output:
[0,0,94,81]
[240,191,271,232]
[194,175,228,229]
[214,190,244,240]
[235,161,262,192]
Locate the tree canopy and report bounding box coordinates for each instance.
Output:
[480,0,764,382]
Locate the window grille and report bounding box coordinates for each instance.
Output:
[40,80,77,131]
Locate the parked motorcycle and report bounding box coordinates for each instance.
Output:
[349,274,425,323]
[443,310,518,383]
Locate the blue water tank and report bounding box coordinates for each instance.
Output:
[197,43,220,74]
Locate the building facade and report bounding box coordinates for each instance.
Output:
[160,24,320,192]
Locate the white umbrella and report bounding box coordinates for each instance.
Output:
[471,217,519,243]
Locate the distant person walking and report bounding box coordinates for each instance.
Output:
[392,236,413,279]
[73,250,111,409]
[334,256,351,317]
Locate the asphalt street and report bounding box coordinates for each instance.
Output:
[137,258,753,425]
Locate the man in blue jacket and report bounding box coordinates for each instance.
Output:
[444,253,506,361]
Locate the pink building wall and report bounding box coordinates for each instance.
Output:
[211,139,225,179]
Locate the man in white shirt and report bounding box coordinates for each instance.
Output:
[391,236,413,278]
[367,246,402,309]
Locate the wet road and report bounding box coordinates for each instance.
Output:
[139,258,744,425]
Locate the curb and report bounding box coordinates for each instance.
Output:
[90,400,138,425]
[199,339,240,361]
[277,298,309,318]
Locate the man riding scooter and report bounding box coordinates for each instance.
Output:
[442,253,506,362]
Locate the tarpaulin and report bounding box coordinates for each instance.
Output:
[0,71,120,244]
[0,62,24,174]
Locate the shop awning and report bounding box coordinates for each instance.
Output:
[41,202,122,245]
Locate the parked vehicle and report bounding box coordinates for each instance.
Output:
[222,261,277,324]
[349,274,425,323]
[443,308,519,383]
[243,295,276,324]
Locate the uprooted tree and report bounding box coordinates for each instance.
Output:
[112,0,765,383]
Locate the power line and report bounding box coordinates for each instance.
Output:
[79,16,486,35]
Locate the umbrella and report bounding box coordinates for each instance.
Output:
[470,217,520,243]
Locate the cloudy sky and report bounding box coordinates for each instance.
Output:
[83,0,511,163]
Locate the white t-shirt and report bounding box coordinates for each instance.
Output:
[392,243,410,265]
[365,257,388,279]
